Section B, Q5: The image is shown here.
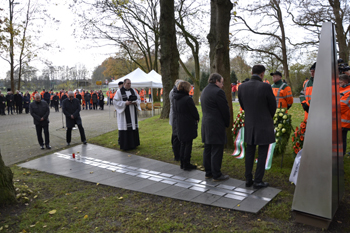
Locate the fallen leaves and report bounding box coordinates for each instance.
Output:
[90,171,94,174]
[84,215,88,219]
[118,196,123,200]
[48,210,57,215]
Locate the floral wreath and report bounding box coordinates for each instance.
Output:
[292,121,306,155]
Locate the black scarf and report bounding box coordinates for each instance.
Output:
[120,87,138,130]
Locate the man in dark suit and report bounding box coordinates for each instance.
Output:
[30,93,51,149]
[238,65,276,189]
[201,73,230,181]
[62,91,87,146]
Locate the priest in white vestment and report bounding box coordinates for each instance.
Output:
[113,78,141,150]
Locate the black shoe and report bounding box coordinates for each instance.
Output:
[40,145,45,150]
[83,141,87,145]
[246,179,254,187]
[253,182,269,189]
[183,164,197,171]
[205,174,213,179]
[213,174,229,182]
[66,143,70,146]
[46,145,51,149]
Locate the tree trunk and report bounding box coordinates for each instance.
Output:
[9,0,15,93]
[208,0,234,148]
[0,150,16,205]
[332,0,349,63]
[159,0,179,119]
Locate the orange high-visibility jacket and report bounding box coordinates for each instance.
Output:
[189,86,194,96]
[140,90,146,101]
[299,77,313,121]
[264,80,270,84]
[40,91,45,98]
[149,89,151,95]
[271,80,293,109]
[340,84,350,128]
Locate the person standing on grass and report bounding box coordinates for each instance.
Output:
[114,78,141,150]
[62,91,87,146]
[169,79,184,162]
[238,64,276,189]
[201,73,230,181]
[30,93,51,149]
[174,81,199,171]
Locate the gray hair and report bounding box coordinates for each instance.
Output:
[34,93,41,98]
[68,91,74,96]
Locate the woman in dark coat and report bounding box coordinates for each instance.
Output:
[173,81,200,171]
[92,91,98,110]
[23,91,31,114]
[99,91,104,110]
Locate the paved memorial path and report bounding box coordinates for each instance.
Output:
[0,105,151,166]
[19,144,281,213]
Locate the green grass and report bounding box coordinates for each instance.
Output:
[1,103,350,232]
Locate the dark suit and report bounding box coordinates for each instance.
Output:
[201,83,230,179]
[238,75,276,183]
[30,100,50,146]
[62,98,86,144]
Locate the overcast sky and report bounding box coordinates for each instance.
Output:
[0,0,117,80]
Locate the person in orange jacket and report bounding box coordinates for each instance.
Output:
[81,90,86,109]
[148,88,152,102]
[40,89,45,98]
[339,74,350,155]
[303,78,309,88]
[263,78,270,84]
[189,86,194,98]
[270,71,293,110]
[31,90,38,101]
[299,62,315,122]
[106,89,111,105]
[140,88,146,102]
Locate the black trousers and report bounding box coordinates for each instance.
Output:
[180,140,193,168]
[203,144,224,179]
[245,144,269,183]
[0,107,5,115]
[25,107,29,114]
[93,103,97,110]
[54,103,59,112]
[342,128,349,155]
[8,106,13,114]
[66,124,86,143]
[232,92,236,101]
[15,105,22,114]
[35,124,49,146]
[171,134,181,161]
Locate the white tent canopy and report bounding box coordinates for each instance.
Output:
[108,68,163,89]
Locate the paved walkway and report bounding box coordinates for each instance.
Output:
[18,144,281,213]
[0,105,151,166]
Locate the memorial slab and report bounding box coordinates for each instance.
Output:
[18,144,281,213]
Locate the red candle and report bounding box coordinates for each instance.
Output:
[72,153,75,159]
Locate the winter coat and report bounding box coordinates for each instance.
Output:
[92,93,98,103]
[23,94,30,108]
[201,83,230,144]
[14,94,23,106]
[62,98,82,128]
[29,100,50,126]
[84,93,91,102]
[6,93,14,107]
[238,75,276,145]
[174,91,199,142]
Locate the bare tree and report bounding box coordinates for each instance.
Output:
[160,0,179,119]
[175,0,207,105]
[287,0,350,63]
[207,0,234,148]
[232,0,296,89]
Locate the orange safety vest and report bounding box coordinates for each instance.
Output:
[303,80,308,88]
[40,91,45,98]
[140,90,145,101]
[264,80,270,84]
[237,83,241,91]
[189,87,194,96]
[340,84,350,128]
[271,80,293,109]
[300,78,313,121]
[149,89,151,95]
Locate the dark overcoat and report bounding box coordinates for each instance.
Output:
[23,94,30,108]
[29,100,50,126]
[201,83,230,144]
[62,98,82,128]
[84,93,91,102]
[92,93,98,103]
[173,91,200,142]
[6,93,14,106]
[238,75,277,145]
[14,94,23,106]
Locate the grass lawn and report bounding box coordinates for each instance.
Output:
[1,103,350,232]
